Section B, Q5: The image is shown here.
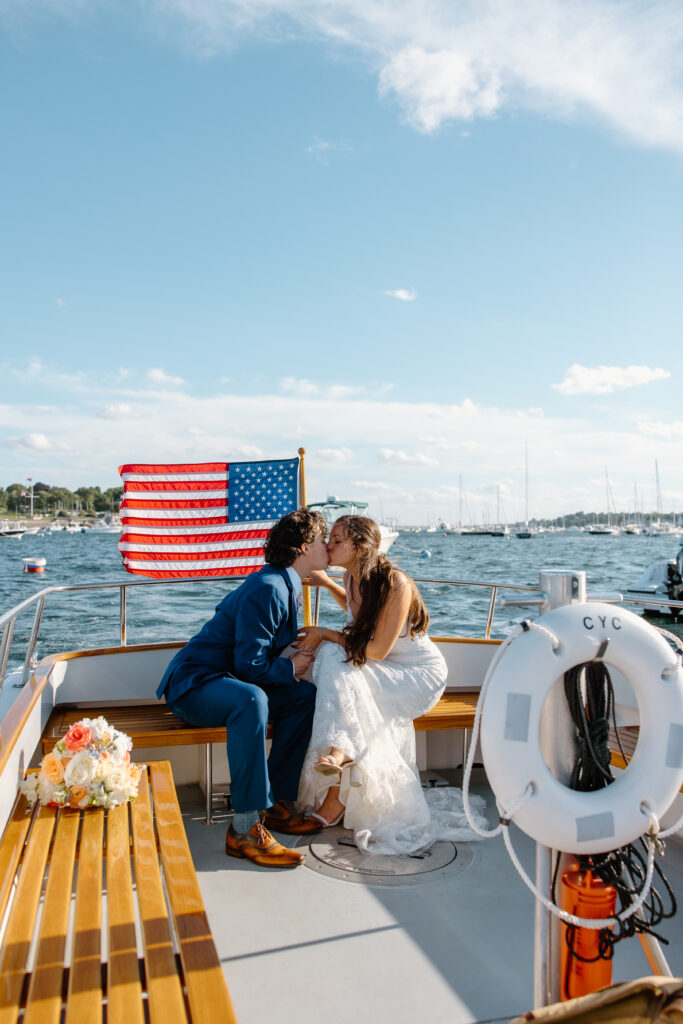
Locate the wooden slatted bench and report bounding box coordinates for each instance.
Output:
[0,760,236,1024]
[41,692,481,823]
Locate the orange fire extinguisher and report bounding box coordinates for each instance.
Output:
[560,867,617,1001]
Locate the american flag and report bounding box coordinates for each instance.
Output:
[118,457,300,578]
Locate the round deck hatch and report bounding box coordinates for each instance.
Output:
[297,827,474,886]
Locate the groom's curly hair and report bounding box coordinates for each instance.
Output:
[264,507,326,567]
[336,515,429,666]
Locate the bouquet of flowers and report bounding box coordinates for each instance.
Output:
[21,716,143,809]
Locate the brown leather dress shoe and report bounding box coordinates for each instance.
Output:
[225,823,305,868]
[261,800,322,835]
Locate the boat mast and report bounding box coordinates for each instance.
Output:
[528,442,532,528]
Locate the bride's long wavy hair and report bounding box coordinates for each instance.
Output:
[337,515,429,666]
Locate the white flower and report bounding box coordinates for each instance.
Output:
[20,775,39,804]
[64,750,97,788]
[111,734,132,762]
[105,765,129,793]
[93,756,114,783]
[37,778,59,805]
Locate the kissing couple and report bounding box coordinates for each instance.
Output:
[157,506,457,868]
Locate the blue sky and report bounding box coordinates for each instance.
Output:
[2,0,683,524]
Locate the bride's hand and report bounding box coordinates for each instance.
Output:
[305,570,332,588]
[293,625,323,650]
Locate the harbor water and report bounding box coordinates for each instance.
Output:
[1,528,682,674]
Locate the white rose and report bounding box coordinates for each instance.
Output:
[64,750,97,788]
[93,756,114,782]
[105,765,129,793]
[111,735,132,763]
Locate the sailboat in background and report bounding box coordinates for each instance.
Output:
[586,467,619,535]
[516,443,536,538]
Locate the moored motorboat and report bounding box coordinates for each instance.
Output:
[0,519,26,539]
[626,544,683,619]
[308,496,398,553]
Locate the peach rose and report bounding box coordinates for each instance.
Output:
[64,723,92,752]
[41,752,65,784]
[69,785,89,808]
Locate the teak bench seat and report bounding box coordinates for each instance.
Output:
[41,693,481,823]
[0,760,236,1024]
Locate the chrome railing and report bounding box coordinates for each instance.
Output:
[2,574,682,696]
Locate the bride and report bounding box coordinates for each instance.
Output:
[297,515,487,855]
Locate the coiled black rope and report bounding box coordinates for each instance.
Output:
[551,658,677,988]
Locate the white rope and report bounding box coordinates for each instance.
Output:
[501,821,658,930]
[462,619,559,837]
[658,809,683,839]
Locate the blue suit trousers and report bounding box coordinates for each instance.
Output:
[167,676,316,813]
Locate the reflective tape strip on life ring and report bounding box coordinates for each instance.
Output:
[481,602,683,854]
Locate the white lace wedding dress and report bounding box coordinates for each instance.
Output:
[298,594,488,855]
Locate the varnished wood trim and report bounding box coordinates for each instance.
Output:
[45,641,185,663]
[0,657,55,778]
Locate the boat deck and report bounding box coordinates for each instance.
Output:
[177,769,683,1024]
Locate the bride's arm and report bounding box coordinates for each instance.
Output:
[363,574,413,661]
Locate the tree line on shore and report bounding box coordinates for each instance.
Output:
[0,482,123,516]
[1,480,677,527]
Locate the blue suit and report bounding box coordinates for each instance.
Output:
[157,564,315,812]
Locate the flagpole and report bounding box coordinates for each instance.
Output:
[298,447,313,626]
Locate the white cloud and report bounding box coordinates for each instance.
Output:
[378,448,439,466]
[638,420,683,440]
[56,297,66,308]
[4,432,68,451]
[2,368,683,520]
[314,447,353,462]
[306,136,351,162]
[383,288,417,302]
[139,0,683,154]
[279,377,365,398]
[553,364,671,395]
[98,403,137,420]
[147,368,185,386]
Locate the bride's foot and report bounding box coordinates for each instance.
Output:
[313,786,346,827]
[313,747,355,778]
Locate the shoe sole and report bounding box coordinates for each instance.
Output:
[313,763,342,777]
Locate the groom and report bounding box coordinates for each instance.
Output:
[157,507,329,868]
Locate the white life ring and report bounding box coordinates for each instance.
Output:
[480,602,683,854]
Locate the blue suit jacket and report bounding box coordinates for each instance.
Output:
[157,564,298,703]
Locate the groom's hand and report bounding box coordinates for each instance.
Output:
[290,648,316,681]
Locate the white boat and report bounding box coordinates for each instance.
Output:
[626,544,683,619]
[644,519,682,537]
[0,567,681,1024]
[307,497,398,554]
[0,519,26,539]
[586,523,620,535]
[85,513,123,533]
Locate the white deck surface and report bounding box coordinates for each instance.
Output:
[178,769,683,1024]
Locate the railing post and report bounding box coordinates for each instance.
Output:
[0,619,16,693]
[485,586,498,638]
[534,570,586,1008]
[20,593,46,686]
[120,585,127,646]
